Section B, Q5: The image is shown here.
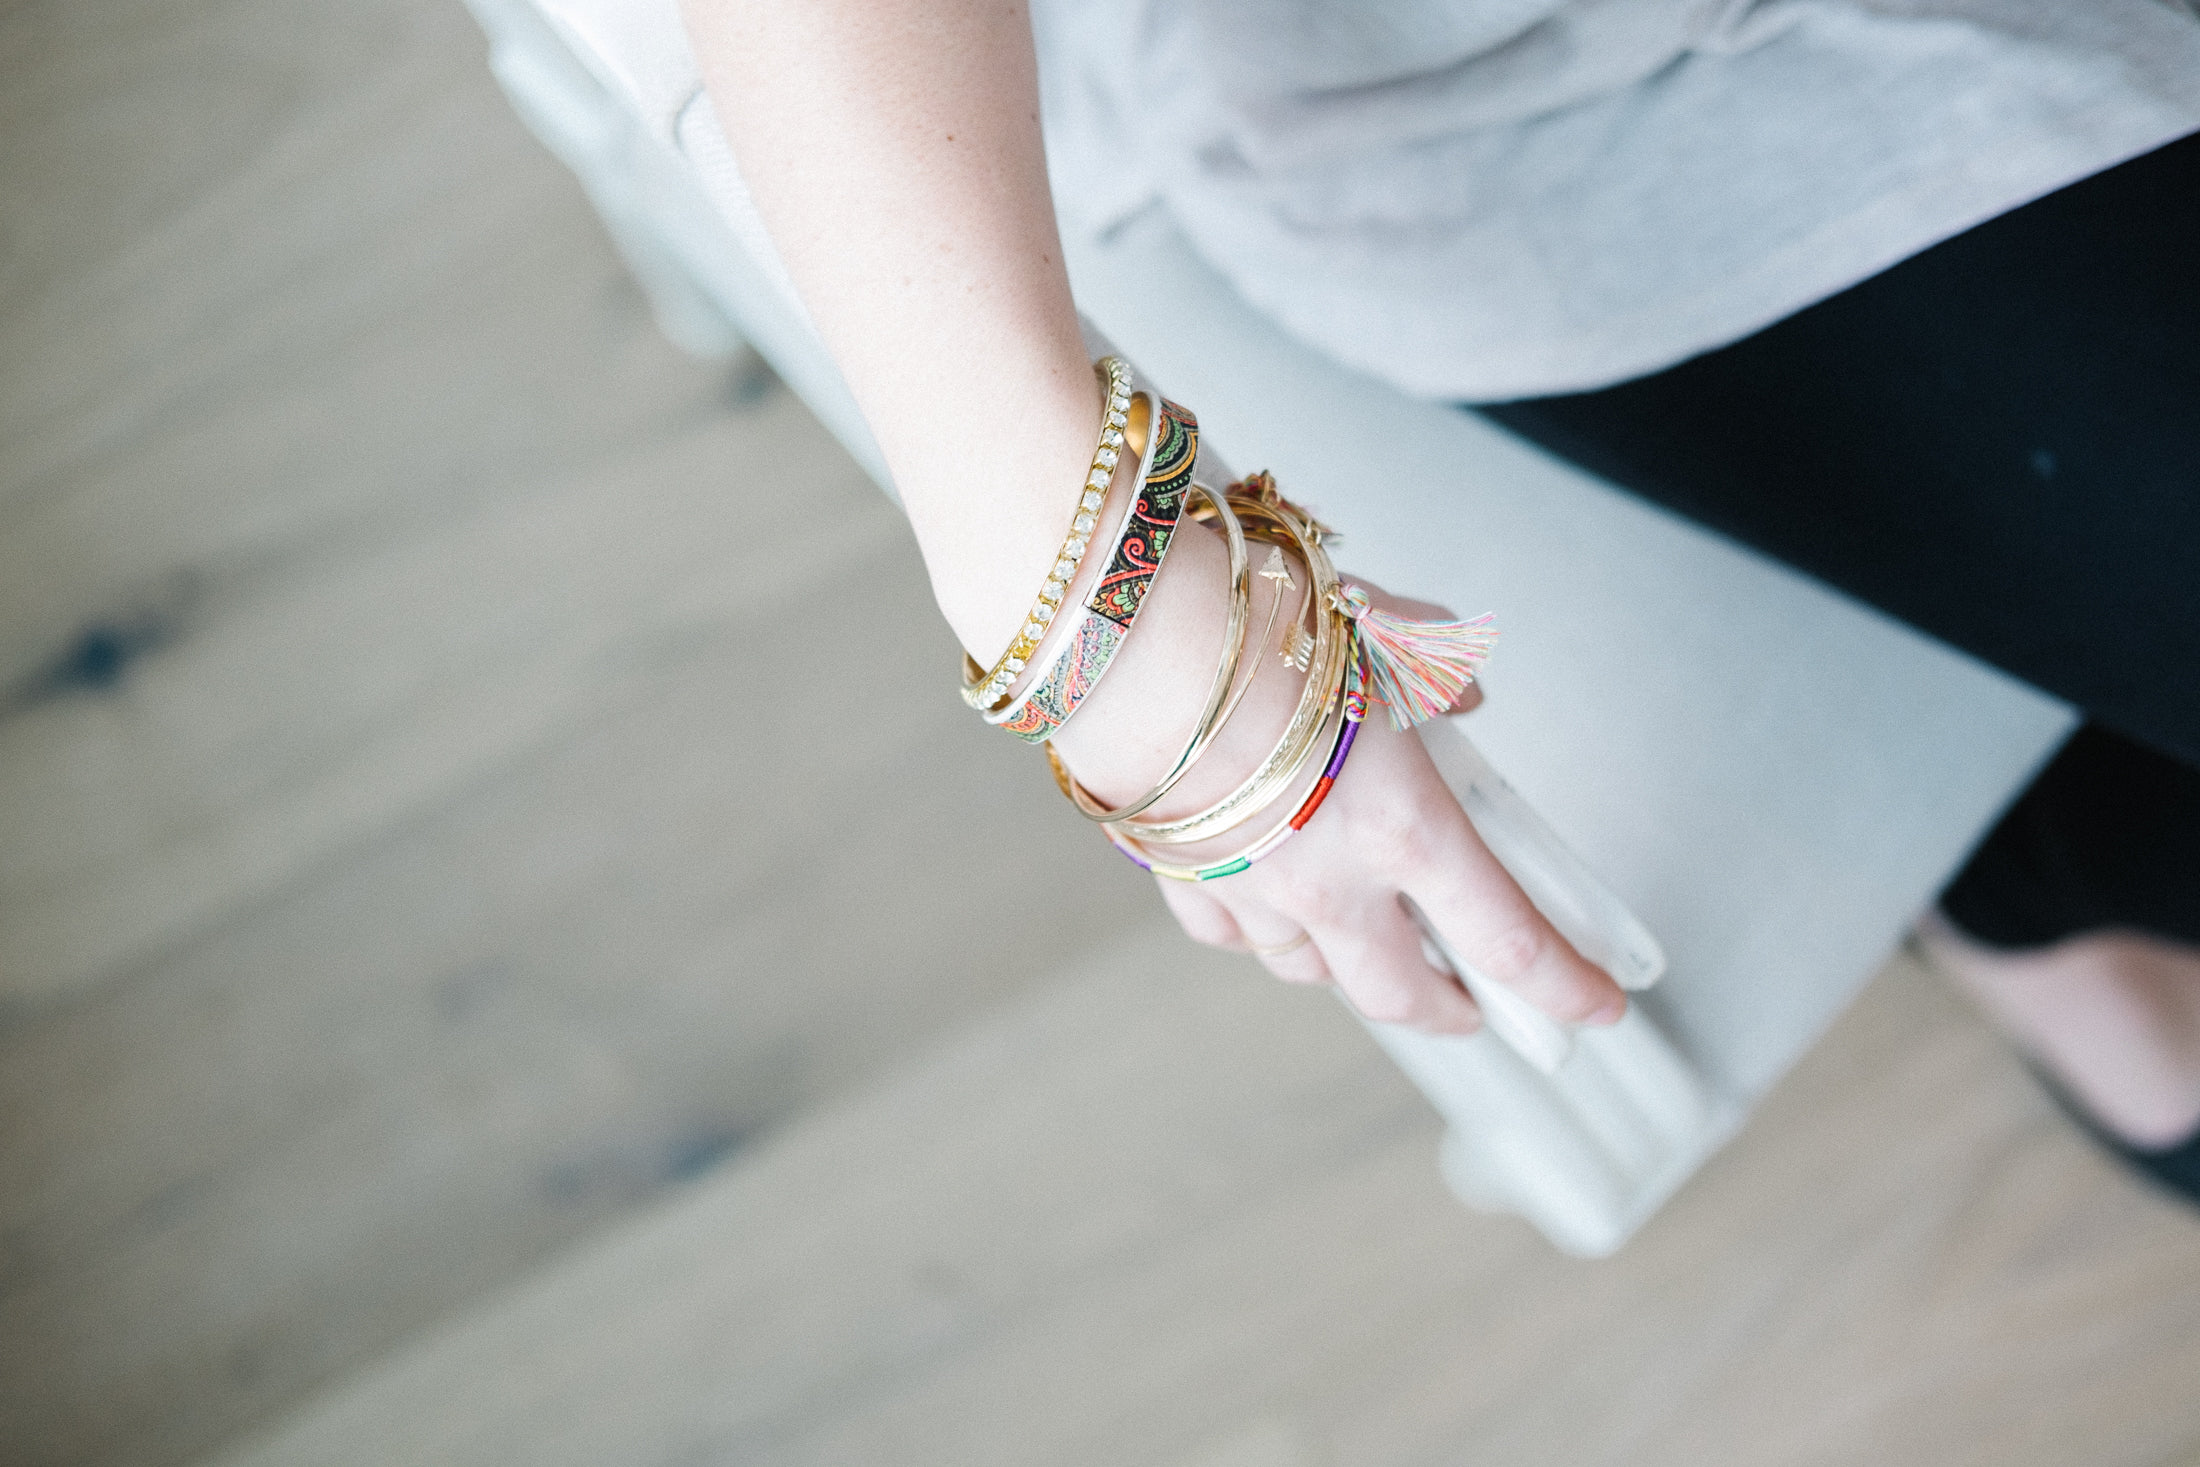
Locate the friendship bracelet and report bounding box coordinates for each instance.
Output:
[1096,646,1369,882]
[1054,485,1350,845]
[1062,480,1253,823]
[977,396,1201,741]
[960,356,1134,712]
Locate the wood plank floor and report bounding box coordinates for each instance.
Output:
[0,2,1161,1464]
[203,945,2200,1467]
[3,3,2197,1467]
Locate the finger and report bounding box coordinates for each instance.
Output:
[1316,891,1483,1035]
[1223,895,1334,985]
[1253,931,1334,986]
[1156,880,1246,950]
[1393,790,1627,1027]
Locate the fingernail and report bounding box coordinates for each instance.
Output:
[1586,993,1628,1026]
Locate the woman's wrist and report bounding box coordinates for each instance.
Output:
[1044,515,1321,840]
[903,365,1117,667]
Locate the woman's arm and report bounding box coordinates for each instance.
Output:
[684,0,1626,1032]
[688,0,1090,660]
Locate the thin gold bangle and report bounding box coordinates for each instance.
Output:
[1117,493,1347,845]
[1098,645,1365,881]
[960,356,1133,711]
[1047,489,1349,844]
[1063,481,1252,823]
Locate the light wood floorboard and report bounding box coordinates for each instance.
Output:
[203,947,2200,1467]
[0,2,1158,1463]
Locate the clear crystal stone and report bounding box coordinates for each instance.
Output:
[1101,427,1122,448]
[1034,602,1053,622]
[1096,447,1117,469]
[1082,489,1104,511]
[1073,512,1095,533]
[1054,558,1074,580]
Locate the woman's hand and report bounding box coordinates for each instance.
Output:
[1051,524,1628,1036]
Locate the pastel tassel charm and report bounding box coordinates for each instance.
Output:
[1332,582,1497,729]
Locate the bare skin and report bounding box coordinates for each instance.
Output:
[684,0,2200,1128]
[1918,913,2200,1150]
[685,0,1627,1036]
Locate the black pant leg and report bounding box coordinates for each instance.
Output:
[1477,130,2200,947]
[1941,725,2200,948]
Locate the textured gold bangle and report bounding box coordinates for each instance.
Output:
[960,356,1133,711]
[1062,481,1253,823]
[1097,645,1367,882]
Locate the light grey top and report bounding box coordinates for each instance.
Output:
[1034,0,2200,400]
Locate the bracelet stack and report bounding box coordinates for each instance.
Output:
[960,355,1136,712]
[980,394,1200,742]
[955,361,1499,881]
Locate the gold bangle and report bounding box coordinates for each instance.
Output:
[960,356,1134,711]
[973,390,1181,739]
[1047,486,1350,844]
[1105,492,1348,845]
[1097,642,1366,881]
[1063,481,1252,822]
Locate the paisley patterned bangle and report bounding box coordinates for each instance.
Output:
[960,356,1134,711]
[977,395,1201,742]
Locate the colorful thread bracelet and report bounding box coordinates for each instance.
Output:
[960,355,1134,712]
[1095,648,1369,882]
[976,396,1200,741]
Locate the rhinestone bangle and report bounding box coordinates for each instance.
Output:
[959,355,1133,711]
[977,393,1197,742]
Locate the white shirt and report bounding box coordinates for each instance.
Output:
[1033,0,2200,400]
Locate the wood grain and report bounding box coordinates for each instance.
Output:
[202,949,2200,1467]
[0,1,1158,1463]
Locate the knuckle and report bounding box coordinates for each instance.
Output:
[1353,797,1437,873]
[1475,919,1547,983]
[1158,892,1239,950]
[1281,878,1348,928]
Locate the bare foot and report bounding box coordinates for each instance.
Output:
[1916,911,2200,1151]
